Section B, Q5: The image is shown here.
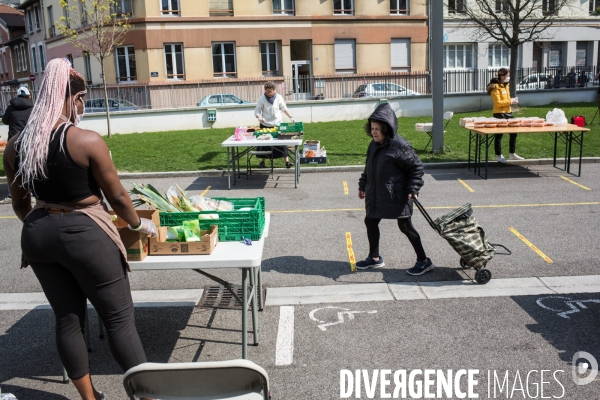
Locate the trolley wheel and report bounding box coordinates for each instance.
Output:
[460,258,471,269]
[475,268,492,284]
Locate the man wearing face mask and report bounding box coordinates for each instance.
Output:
[486,68,523,163]
[254,82,295,169]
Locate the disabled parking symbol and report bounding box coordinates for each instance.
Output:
[309,306,377,331]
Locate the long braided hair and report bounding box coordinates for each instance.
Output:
[15,58,87,189]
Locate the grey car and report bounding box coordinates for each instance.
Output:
[84,98,139,113]
[197,94,251,106]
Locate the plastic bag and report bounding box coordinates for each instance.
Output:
[545,108,568,125]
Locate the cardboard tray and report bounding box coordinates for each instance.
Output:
[150,225,219,255]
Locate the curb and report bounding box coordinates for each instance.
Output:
[2,158,599,183]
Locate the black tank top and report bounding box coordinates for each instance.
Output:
[16,124,100,202]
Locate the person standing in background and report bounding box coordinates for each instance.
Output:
[1,86,35,203]
[486,68,523,163]
[254,82,295,169]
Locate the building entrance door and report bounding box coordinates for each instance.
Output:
[291,61,312,100]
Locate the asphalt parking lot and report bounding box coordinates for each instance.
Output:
[1,161,599,399]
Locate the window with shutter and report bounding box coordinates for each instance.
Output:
[391,38,410,71]
[335,39,356,74]
[210,0,234,16]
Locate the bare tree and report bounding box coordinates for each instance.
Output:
[445,0,575,95]
[57,0,131,137]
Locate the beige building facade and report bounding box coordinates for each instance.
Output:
[43,0,429,97]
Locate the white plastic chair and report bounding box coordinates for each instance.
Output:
[423,111,453,152]
[123,360,270,400]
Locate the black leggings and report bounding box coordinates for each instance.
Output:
[364,216,427,260]
[21,209,147,380]
[493,112,517,155]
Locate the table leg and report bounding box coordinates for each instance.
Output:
[295,145,299,188]
[484,135,490,180]
[468,130,473,173]
[227,147,232,190]
[257,264,264,311]
[242,268,248,359]
[250,267,258,346]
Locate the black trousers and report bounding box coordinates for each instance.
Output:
[256,123,288,159]
[493,113,517,155]
[364,216,427,260]
[22,209,147,380]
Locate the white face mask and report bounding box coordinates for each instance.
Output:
[75,103,85,125]
[504,76,510,83]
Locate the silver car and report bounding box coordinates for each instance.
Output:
[352,82,420,98]
[84,98,139,113]
[197,94,251,106]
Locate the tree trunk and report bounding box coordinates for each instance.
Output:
[509,44,519,100]
[101,59,112,138]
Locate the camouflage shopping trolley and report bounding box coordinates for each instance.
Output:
[414,199,511,284]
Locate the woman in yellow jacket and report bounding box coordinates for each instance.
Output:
[486,68,524,162]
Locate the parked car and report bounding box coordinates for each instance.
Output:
[352,83,421,98]
[517,74,551,90]
[84,98,139,113]
[197,94,251,106]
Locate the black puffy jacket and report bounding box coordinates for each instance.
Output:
[358,103,424,219]
[2,97,34,140]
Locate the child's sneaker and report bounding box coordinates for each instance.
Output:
[406,257,434,276]
[355,255,385,270]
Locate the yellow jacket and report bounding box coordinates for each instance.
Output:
[486,79,511,114]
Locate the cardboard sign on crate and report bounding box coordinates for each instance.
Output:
[150,225,218,255]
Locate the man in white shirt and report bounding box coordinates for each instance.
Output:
[254,82,295,168]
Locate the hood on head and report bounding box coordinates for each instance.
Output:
[367,103,398,138]
[9,97,34,109]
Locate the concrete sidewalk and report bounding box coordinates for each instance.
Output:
[3,274,599,310]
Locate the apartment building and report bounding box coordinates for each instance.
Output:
[444,1,600,73]
[18,0,46,90]
[42,0,428,98]
[0,3,27,87]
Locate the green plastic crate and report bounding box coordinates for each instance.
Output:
[159,197,265,242]
[278,122,304,132]
[253,130,278,138]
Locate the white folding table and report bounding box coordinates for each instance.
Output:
[221,136,303,189]
[128,213,270,359]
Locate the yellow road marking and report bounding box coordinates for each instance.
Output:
[346,232,357,272]
[200,186,211,196]
[268,201,600,214]
[560,176,591,191]
[0,216,17,219]
[509,227,553,263]
[457,178,474,193]
[343,181,348,195]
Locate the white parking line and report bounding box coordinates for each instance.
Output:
[275,306,295,366]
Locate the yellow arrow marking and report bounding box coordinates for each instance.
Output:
[200,186,211,196]
[509,227,553,263]
[346,232,357,272]
[343,181,348,195]
[457,178,474,193]
[560,176,591,191]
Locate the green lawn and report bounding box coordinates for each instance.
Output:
[1,101,599,176]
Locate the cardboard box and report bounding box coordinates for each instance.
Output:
[110,210,160,261]
[150,225,219,255]
[300,157,327,164]
[303,140,320,152]
[415,123,433,132]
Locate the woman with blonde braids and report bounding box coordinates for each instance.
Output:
[3,58,157,400]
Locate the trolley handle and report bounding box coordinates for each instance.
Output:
[413,198,440,234]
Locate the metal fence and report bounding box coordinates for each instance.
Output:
[2,66,598,113]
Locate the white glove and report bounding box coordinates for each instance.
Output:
[129,218,158,237]
[290,116,295,122]
[258,117,266,124]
